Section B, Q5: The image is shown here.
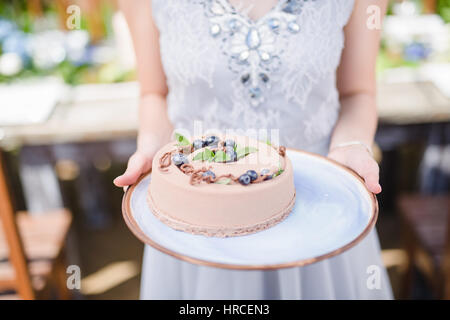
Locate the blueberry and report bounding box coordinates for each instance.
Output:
[202,170,216,181]
[225,146,237,162]
[261,169,273,180]
[172,153,188,166]
[193,139,205,150]
[223,139,235,148]
[227,152,237,162]
[238,173,251,185]
[225,146,234,153]
[246,170,258,181]
[205,135,220,147]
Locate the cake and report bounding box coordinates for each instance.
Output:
[147,134,296,237]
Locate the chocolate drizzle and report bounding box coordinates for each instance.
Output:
[158,140,288,186]
[252,174,271,183]
[179,164,273,186]
[278,146,286,157]
[180,164,210,185]
[179,164,239,185]
[179,163,195,175]
[159,150,173,172]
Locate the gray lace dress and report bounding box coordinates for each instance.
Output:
[140,0,393,299]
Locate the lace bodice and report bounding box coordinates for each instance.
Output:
[151,0,354,154]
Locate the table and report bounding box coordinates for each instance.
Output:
[0,81,139,148]
[0,81,139,218]
[375,81,450,209]
[377,81,450,125]
[0,80,449,216]
[1,80,449,148]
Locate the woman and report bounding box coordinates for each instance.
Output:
[115,0,393,299]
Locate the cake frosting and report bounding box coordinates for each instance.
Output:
[147,135,296,237]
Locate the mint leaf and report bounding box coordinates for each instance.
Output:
[193,152,204,161]
[193,148,214,161]
[204,148,214,161]
[236,146,258,160]
[175,133,190,146]
[215,178,232,185]
[214,150,231,163]
[273,168,284,177]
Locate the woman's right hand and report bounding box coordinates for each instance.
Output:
[113,151,155,188]
[116,0,172,188]
[114,129,171,189]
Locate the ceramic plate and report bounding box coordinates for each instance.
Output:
[122,149,378,270]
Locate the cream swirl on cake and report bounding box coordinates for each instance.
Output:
[148,135,296,237]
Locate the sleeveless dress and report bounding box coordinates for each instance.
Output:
[140,0,393,299]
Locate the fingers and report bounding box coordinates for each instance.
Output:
[328,147,382,194]
[361,162,382,194]
[364,172,382,194]
[114,153,151,187]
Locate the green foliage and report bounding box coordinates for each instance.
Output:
[213,150,231,163]
[235,146,258,160]
[0,1,134,85]
[175,133,191,146]
[376,48,421,74]
[273,168,284,177]
[215,178,232,185]
[193,148,215,161]
[438,0,450,22]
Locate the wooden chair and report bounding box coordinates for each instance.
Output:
[399,194,450,299]
[423,0,437,13]
[0,153,72,299]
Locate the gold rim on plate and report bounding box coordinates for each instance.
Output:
[121,148,378,270]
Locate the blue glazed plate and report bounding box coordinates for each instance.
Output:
[122,149,378,270]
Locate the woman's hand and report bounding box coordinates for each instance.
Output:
[113,151,154,188]
[327,145,382,194]
[329,0,388,195]
[113,134,165,188]
[116,0,172,189]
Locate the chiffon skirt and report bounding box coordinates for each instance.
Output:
[140,228,393,299]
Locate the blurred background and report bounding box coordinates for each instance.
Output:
[0,0,449,300]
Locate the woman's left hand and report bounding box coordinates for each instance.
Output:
[327,146,382,194]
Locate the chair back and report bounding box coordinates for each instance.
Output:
[0,153,34,299]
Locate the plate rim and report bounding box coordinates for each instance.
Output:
[121,148,379,270]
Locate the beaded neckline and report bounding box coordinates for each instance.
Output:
[201,0,315,107]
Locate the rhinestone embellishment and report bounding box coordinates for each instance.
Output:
[210,24,221,36]
[246,28,261,49]
[201,0,314,107]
